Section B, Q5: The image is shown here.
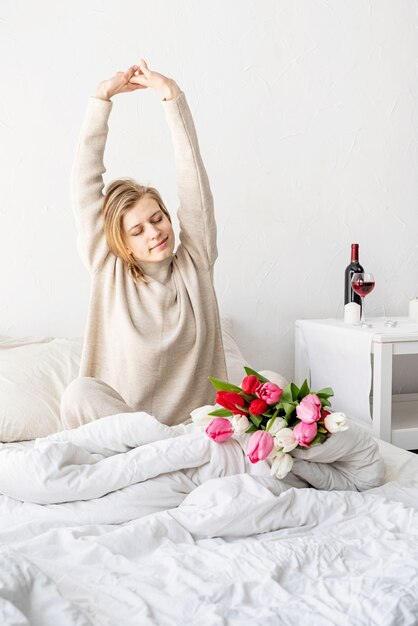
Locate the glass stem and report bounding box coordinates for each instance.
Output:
[361,297,365,323]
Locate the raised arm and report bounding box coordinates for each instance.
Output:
[129,61,217,269]
[71,96,113,273]
[71,65,146,274]
[162,91,217,269]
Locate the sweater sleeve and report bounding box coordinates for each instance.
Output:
[70,96,113,273]
[162,92,217,268]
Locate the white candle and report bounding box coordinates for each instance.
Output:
[408,298,418,321]
[344,302,361,325]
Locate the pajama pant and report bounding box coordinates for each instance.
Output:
[60,370,289,430]
[60,376,136,429]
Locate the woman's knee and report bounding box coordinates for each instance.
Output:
[60,377,97,429]
[60,377,134,430]
[61,376,97,411]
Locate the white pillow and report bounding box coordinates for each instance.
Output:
[0,336,83,442]
[220,317,289,389]
[220,316,248,385]
[0,320,249,442]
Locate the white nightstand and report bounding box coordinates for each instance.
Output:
[295,317,418,450]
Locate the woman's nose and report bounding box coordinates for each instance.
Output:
[148,223,160,237]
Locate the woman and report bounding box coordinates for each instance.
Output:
[60,60,227,429]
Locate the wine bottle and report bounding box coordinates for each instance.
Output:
[344,243,364,307]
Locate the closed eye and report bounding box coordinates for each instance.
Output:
[132,216,163,236]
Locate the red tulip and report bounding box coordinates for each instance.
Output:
[241,375,261,395]
[216,391,248,415]
[249,398,268,416]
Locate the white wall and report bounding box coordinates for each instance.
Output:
[1,0,418,385]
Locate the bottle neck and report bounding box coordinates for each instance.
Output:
[351,244,359,263]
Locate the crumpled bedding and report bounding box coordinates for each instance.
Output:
[0,412,413,626]
[0,473,418,625]
[0,411,384,506]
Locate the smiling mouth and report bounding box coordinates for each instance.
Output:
[151,237,168,251]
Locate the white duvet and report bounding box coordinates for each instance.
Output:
[0,412,417,626]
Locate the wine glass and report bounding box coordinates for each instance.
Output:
[351,273,375,327]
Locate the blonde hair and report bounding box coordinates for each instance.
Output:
[102,178,172,285]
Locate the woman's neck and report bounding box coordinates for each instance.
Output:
[139,255,173,283]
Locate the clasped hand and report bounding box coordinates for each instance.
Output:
[95,59,180,101]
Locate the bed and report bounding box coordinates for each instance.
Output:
[1,325,418,626]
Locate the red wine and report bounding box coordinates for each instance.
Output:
[344,244,364,307]
[352,280,375,298]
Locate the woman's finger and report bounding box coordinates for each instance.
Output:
[129,75,148,86]
[123,65,139,80]
[127,82,148,90]
[138,58,151,77]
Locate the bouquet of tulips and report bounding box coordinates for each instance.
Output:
[193,367,348,480]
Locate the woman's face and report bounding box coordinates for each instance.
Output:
[122,195,174,263]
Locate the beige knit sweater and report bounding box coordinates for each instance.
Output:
[71,91,227,425]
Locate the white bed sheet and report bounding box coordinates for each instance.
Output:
[0,432,417,626]
[377,438,418,483]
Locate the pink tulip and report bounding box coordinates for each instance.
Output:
[293,420,317,447]
[205,418,234,443]
[256,382,283,405]
[247,430,274,463]
[296,394,322,423]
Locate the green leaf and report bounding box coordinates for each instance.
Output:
[208,408,233,417]
[317,426,327,434]
[281,384,293,404]
[208,377,243,393]
[290,383,300,402]
[246,425,258,433]
[297,379,310,400]
[320,399,332,408]
[282,402,296,415]
[309,433,326,447]
[281,401,297,418]
[248,414,262,428]
[316,387,334,398]
[243,366,269,383]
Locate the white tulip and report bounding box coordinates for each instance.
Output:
[267,417,286,435]
[274,427,298,453]
[324,412,349,433]
[231,414,250,435]
[270,450,294,480]
[190,405,219,426]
